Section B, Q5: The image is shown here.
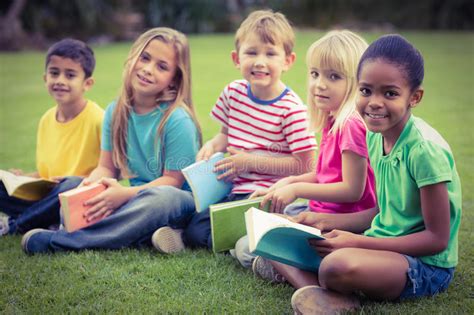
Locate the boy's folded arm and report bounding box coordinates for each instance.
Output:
[210,127,229,152]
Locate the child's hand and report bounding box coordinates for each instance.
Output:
[8,168,24,176]
[250,177,295,203]
[290,211,325,230]
[50,176,65,183]
[249,189,269,199]
[262,186,297,214]
[214,147,251,181]
[309,230,360,257]
[79,177,94,188]
[196,142,215,161]
[273,177,295,190]
[83,178,132,222]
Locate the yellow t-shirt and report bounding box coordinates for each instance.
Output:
[36,100,104,179]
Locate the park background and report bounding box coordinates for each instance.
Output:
[0,0,473,313]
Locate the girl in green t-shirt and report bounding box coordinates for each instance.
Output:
[288,34,462,314]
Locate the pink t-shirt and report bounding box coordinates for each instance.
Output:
[309,113,376,213]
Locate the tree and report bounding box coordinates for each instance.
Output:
[0,0,28,50]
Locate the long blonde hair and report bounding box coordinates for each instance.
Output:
[112,27,202,177]
[306,30,368,133]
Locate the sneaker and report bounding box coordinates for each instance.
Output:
[291,285,360,315]
[152,227,185,254]
[229,249,237,258]
[0,216,9,236]
[252,256,286,283]
[21,228,54,254]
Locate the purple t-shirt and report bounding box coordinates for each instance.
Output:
[309,113,376,213]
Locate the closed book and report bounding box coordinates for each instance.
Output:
[182,152,232,212]
[59,183,107,232]
[245,207,324,272]
[0,170,56,201]
[210,197,269,253]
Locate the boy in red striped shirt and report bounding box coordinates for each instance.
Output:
[152,10,317,254]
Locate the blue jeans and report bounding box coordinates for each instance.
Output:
[399,255,455,300]
[183,193,250,249]
[43,186,195,251]
[0,176,82,234]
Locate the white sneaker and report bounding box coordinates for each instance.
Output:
[152,227,185,254]
[252,256,286,283]
[291,285,360,315]
[0,216,9,236]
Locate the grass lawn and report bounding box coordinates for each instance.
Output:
[1,31,473,314]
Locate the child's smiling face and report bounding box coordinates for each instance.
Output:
[130,39,177,108]
[44,56,92,107]
[356,59,423,144]
[232,33,295,100]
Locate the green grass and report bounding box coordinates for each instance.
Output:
[1,31,473,314]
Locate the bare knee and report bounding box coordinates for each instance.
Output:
[319,248,362,291]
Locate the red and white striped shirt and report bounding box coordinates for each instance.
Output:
[211,80,317,194]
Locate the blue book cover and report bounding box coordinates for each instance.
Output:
[245,207,324,272]
[182,152,232,212]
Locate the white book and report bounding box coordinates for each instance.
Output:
[0,170,56,201]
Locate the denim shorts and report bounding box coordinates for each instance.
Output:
[399,255,455,300]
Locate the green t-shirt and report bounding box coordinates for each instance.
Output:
[364,115,462,268]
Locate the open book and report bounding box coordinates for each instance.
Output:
[182,152,232,212]
[59,183,107,232]
[0,170,57,201]
[210,197,269,253]
[245,207,324,272]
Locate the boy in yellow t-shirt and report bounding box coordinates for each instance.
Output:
[0,38,104,235]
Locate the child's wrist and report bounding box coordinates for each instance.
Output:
[288,183,300,198]
[203,140,214,150]
[249,153,261,173]
[124,186,140,200]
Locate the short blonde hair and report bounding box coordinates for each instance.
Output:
[235,10,295,56]
[306,30,368,134]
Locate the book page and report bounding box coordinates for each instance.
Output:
[246,208,322,250]
[0,170,38,194]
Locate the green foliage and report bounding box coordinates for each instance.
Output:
[0,32,473,313]
[272,0,474,30]
[3,0,473,46]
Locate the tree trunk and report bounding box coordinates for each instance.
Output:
[0,0,28,50]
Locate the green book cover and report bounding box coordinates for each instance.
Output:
[210,197,269,253]
[245,207,324,272]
